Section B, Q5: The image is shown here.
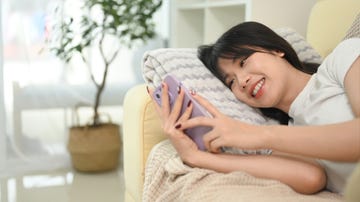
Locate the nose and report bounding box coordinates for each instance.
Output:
[238,75,250,89]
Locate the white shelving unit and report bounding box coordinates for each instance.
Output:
[170,0,317,48]
[170,0,250,48]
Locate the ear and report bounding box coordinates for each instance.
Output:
[274,50,285,57]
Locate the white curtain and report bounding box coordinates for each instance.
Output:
[0,0,168,177]
[0,0,7,172]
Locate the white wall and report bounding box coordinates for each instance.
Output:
[251,0,317,37]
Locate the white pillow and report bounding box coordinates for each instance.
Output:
[275,27,323,63]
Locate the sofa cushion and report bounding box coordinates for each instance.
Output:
[275,27,323,63]
[344,13,360,39]
[306,0,360,57]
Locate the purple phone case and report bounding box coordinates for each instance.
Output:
[153,74,212,151]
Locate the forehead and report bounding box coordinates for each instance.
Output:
[216,47,260,67]
[218,57,235,66]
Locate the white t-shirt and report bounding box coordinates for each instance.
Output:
[289,38,360,193]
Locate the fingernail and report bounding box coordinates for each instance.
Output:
[146,86,150,94]
[175,124,181,129]
[177,86,181,94]
[187,100,192,107]
[161,82,165,88]
[190,89,196,95]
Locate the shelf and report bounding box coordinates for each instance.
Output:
[171,9,205,48]
[204,5,246,44]
[177,3,206,10]
[176,0,249,10]
[171,0,249,48]
[170,0,316,48]
[206,0,249,8]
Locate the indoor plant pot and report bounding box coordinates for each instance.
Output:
[68,123,121,172]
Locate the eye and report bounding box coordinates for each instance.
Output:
[239,56,248,67]
[227,79,235,89]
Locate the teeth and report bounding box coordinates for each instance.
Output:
[252,79,265,97]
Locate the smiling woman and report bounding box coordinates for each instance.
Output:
[123,0,360,199]
[143,21,360,195]
[189,21,360,194]
[199,22,321,124]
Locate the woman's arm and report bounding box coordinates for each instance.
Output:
[344,56,360,117]
[182,112,359,161]
[185,146,326,194]
[266,57,360,161]
[265,118,360,162]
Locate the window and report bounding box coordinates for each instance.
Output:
[0,0,168,174]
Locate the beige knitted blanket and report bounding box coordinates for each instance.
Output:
[143,140,344,202]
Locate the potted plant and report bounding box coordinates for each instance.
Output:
[50,0,162,172]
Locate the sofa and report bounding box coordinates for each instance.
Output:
[122,0,360,201]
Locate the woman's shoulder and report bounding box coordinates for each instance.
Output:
[320,38,359,67]
[317,38,360,85]
[332,38,360,55]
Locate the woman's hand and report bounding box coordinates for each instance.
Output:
[178,92,268,153]
[147,83,202,165]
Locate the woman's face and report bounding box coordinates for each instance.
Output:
[217,51,292,109]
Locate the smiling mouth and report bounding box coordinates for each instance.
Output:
[252,78,265,97]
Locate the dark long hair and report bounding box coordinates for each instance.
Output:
[198,21,319,124]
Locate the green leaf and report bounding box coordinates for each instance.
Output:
[48,0,163,125]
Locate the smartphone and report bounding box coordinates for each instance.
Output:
[153,74,212,151]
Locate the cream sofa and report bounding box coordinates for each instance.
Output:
[122,0,360,201]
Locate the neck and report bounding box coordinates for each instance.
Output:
[277,68,312,113]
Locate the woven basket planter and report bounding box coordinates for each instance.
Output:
[68,123,121,172]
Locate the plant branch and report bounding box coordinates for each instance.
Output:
[98,33,107,92]
[93,30,109,125]
[108,48,120,65]
[81,51,99,88]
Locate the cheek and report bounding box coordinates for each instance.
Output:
[231,83,250,104]
[232,90,249,104]
[232,88,259,107]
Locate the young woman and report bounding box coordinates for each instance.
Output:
[148,22,360,195]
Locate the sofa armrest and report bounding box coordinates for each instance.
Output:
[123,84,166,202]
[306,0,360,57]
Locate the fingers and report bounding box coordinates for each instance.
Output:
[168,86,185,123]
[176,116,221,153]
[160,82,170,117]
[147,85,163,119]
[148,83,224,154]
[203,131,222,153]
[147,84,187,131]
[177,99,193,123]
[177,116,214,130]
[191,92,222,118]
